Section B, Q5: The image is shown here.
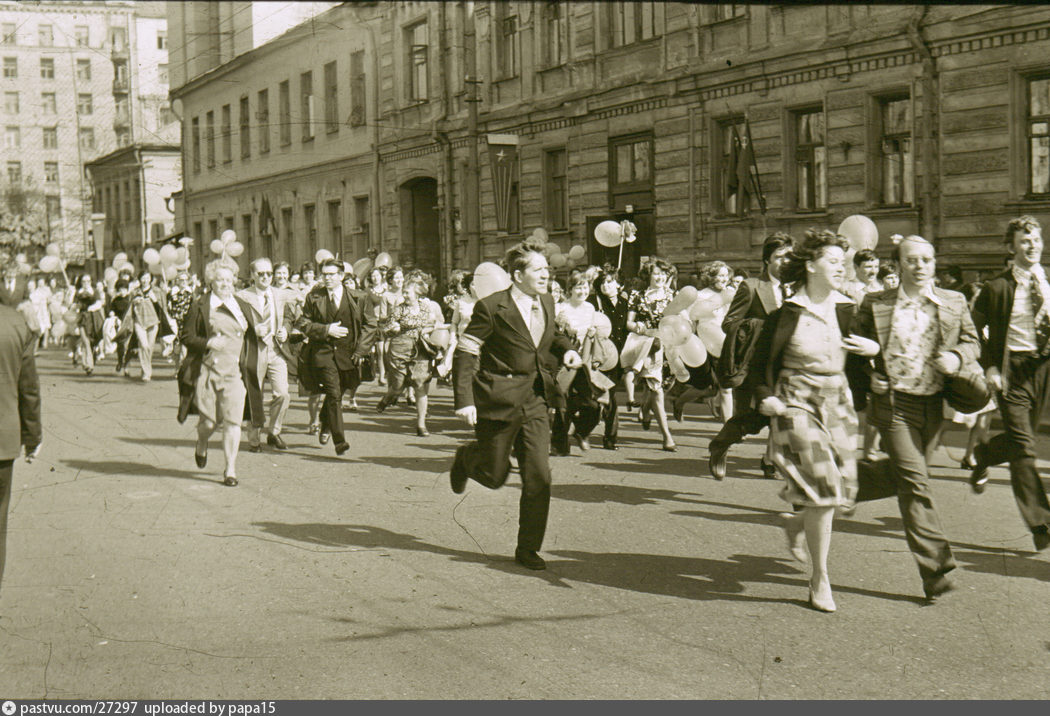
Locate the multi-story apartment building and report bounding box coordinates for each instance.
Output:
[0,0,177,265]
[169,3,1050,280]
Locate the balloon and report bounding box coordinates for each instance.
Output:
[159,244,178,264]
[316,248,335,264]
[343,262,353,275]
[221,229,237,244]
[162,264,178,281]
[374,251,392,269]
[697,321,726,357]
[142,248,161,265]
[149,261,163,275]
[227,241,244,257]
[594,220,622,248]
[658,315,692,348]
[45,243,60,257]
[568,244,585,261]
[565,257,576,270]
[51,319,66,338]
[175,247,189,264]
[111,252,128,267]
[688,290,724,322]
[531,227,549,243]
[116,261,135,274]
[678,334,709,367]
[663,285,699,316]
[667,352,690,383]
[540,242,555,257]
[63,310,78,324]
[14,252,26,264]
[472,261,512,300]
[353,257,373,280]
[838,214,878,252]
[210,239,224,255]
[550,253,567,268]
[175,260,192,271]
[592,312,612,339]
[39,255,60,273]
[103,267,118,282]
[428,326,451,350]
[596,337,619,371]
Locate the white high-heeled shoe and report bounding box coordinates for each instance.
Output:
[809,580,836,613]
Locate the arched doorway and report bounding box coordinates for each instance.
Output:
[399,177,441,283]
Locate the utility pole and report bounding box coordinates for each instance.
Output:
[463,6,481,267]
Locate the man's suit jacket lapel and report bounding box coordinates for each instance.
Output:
[871,292,895,348]
[495,288,533,347]
[755,281,778,316]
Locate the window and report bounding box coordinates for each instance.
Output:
[160,104,176,126]
[2,57,15,78]
[114,97,129,124]
[77,93,93,115]
[716,118,750,216]
[350,51,365,127]
[208,219,218,242]
[241,214,253,252]
[75,26,89,47]
[793,108,827,211]
[542,2,568,68]
[44,161,58,184]
[4,92,19,114]
[304,203,317,249]
[714,5,748,21]
[354,196,370,252]
[40,57,54,79]
[110,27,126,52]
[41,93,56,114]
[257,88,270,153]
[158,63,168,85]
[496,8,520,79]
[3,126,18,150]
[1,23,15,45]
[328,200,342,251]
[42,126,57,149]
[193,221,203,243]
[406,21,428,103]
[1027,76,1050,196]
[38,24,53,47]
[157,30,167,50]
[76,59,91,81]
[610,135,652,187]
[79,127,95,150]
[116,128,130,147]
[300,70,314,141]
[281,207,294,245]
[6,161,21,185]
[876,96,913,206]
[221,104,231,162]
[544,148,568,230]
[323,61,338,134]
[278,80,290,145]
[607,2,657,48]
[239,96,250,159]
[205,111,215,167]
[191,116,200,173]
[46,195,60,220]
[224,215,234,233]
[508,179,521,234]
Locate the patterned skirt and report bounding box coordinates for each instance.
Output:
[769,368,858,508]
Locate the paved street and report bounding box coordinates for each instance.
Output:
[1,350,1048,700]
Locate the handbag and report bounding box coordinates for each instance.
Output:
[944,362,991,414]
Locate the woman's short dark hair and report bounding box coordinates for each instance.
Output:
[404,268,430,296]
[762,232,795,265]
[638,257,675,287]
[1005,215,1041,244]
[733,267,750,280]
[594,267,622,295]
[299,261,316,276]
[504,236,547,278]
[367,265,388,287]
[779,229,849,287]
[566,271,590,292]
[853,249,878,267]
[698,260,731,289]
[877,260,899,281]
[273,261,290,273]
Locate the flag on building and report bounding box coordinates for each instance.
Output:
[727,119,766,215]
[486,134,519,231]
[259,196,278,239]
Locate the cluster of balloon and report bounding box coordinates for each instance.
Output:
[315,248,335,264]
[349,250,392,281]
[588,311,620,371]
[687,288,729,357]
[472,261,512,299]
[594,219,638,268]
[837,214,879,282]
[12,252,31,276]
[144,242,192,282]
[655,283,708,379]
[209,229,245,267]
[37,243,66,275]
[427,324,452,350]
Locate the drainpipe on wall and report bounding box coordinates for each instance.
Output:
[433,2,454,282]
[906,7,939,245]
[463,2,481,267]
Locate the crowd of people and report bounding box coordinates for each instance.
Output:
[2,212,1049,614]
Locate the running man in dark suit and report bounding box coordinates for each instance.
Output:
[450,238,581,570]
[0,302,42,593]
[971,215,1050,552]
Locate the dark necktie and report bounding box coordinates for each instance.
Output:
[1031,275,1050,355]
[529,298,544,346]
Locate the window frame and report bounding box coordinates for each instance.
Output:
[44,160,58,184]
[278,80,291,146]
[42,126,57,149]
[496,8,520,79]
[191,116,201,173]
[79,126,95,151]
[300,70,314,142]
[871,92,914,208]
[4,91,19,114]
[541,2,568,69]
[712,116,750,218]
[606,2,659,50]
[40,57,54,79]
[1025,72,1050,198]
[239,95,251,160]
[405,21,429,104]
[3,125,19,150]
[221,103,232,163]
[789,106,828,213]
[205,110,215,167]
[324,61,339,134]
[41,92,56,115]
[544,147,569,231]
[77,93,93,116]
[608,133,654,195]
[257,88,270,154]
[350,51,366,127]
[2,56,16,79]
[74,26,89,47]
[38,24,53,47]
[5,160,21,185]
[76,58,91,81]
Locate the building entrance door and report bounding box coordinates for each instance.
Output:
[400,177,441,283]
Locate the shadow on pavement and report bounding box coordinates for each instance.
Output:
[60,458,217,484]
[551,482,706,507]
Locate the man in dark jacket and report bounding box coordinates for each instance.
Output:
[450,239,580,570]
[0,303,41,593]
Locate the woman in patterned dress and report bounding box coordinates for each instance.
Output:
[623,258,677,451]
[167,271,194,372]
[749,230,879,612]
[74,274,104,375]
[367,267,390,385]
[376,270,439,436]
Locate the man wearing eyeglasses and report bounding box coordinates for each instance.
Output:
[295,258,378,455]
[237,258,291,452]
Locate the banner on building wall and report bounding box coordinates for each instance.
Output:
[91,213,106,260]
[728,117,766,215]
[259,196,278,239]
[486,134,519,232]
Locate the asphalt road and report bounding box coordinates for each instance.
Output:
[0,350,1048,699]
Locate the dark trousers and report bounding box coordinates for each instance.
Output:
[552,402,601,454]
[316,363,360,448]
[459,394,552,551]
[981,353,1050,534]
[709,386,769,454]
[856,392,956,586]
[601,391,620,444]
[0,459,12,592]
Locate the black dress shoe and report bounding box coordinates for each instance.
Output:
[194,450,207,468]
[335,442,350,456]
[1034,530,1050,551]
[514,548,546,571]
[319,431,331,445]
[602,437,617,450]
[222,475,238,487]
[970,443,989,494]
[248,443,262,453]
[761,459,778,480]
[709,444,727,480]
[450,448,468,494]
[416,426,429,437]
[376,399,389,413]
[267,433,288,450]
[923,574,955,601]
